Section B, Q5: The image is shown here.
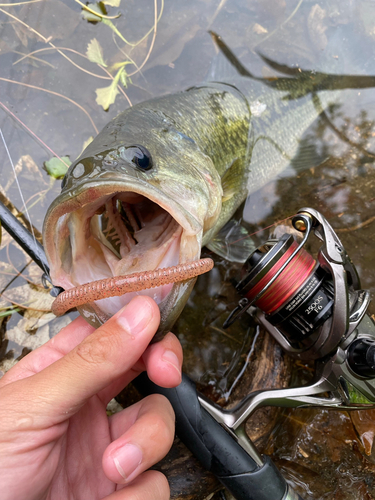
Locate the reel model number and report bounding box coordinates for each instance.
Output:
[305,295,324,315]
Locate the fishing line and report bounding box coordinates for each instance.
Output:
[0,128,49,278]
[223,325,260,401]
[0,102,70,169]
[209,214,297,254]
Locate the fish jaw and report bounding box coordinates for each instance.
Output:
[43,177,217,333]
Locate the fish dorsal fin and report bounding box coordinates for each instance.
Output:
[204,31,256,83]
[206,219,256,263]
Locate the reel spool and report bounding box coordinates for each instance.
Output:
[236,234,334,345]
[224,208,371,361]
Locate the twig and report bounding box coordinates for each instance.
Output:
[1,127,50,280]
[0,78,98,134]
[207,0,228,29]
[128,0,158,77]
[0,193,42,240]
[5,240,43,288]
[0,0,42,5]
[0,101,72,167]
[209,325,242,345]
[11,49,55,68]
[1,8,113,115]
[13,46,132,105]
[336,215,375,233]
[13,47,109,78]
[252,0,304,50]
[75,0,121,20]
[0,292,51,312]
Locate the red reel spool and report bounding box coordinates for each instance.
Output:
[244,241,316,315]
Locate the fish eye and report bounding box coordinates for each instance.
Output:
[120,145,153,171]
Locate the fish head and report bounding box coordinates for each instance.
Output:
[43,105,223,335]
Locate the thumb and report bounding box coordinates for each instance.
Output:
[6,296,160,425]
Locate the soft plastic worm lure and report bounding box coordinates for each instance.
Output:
[52,258,214,316]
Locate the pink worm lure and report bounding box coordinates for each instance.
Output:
[52,258,214,317]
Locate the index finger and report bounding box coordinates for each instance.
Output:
[0,316,95,385]
[3,296,161,423]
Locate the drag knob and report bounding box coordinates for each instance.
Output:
[347,338,375,378]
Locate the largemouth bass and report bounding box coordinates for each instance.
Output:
[43,54,374,335]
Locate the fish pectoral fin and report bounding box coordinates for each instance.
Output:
[221,158,247,202]
[206,219,256,263]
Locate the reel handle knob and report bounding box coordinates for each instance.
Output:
[348,338,375,378]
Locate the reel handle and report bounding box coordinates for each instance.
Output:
[133,372,304,500]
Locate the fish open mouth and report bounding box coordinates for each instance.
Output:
[45,184,203,321]
[69,193,183,315]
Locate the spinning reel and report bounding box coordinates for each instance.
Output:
[198,207,375,437]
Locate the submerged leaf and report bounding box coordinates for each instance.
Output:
[120,70,131,88]
[102,0,121,6]
[86,38,107,66]
[82,136,94,151]
[108,60,133,72]
[1,284,54,312]
[44,156,72,179]
[77,136,95,159]
[96,84,119,111]
[81,2,104,22]
[95,67,124,110]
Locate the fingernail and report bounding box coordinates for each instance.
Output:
[162,350,181,377]
[117,297,153,336]
[113,443,143,482]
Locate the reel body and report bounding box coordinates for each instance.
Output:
[224,208,373,362]
[199,208,375,437]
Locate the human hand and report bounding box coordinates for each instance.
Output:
[0,296,182,500]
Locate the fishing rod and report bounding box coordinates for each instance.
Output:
[0,201,63,297]
[0,201,50,278]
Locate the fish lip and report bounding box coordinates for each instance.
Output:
[43,177,203,290]
[44,177,202,237]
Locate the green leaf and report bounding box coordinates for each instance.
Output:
[82,136,94,150]
[120,70,131,88]
[101,18,133,46]
[86,38,107,66]
[102,0,121,6]
[95,67,124,110]
[81,3,104,22]
[108,60,133,72]
[0,307,20,319]
[77,136,95,159]
[44,156,72,179]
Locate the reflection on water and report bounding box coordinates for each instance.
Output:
[2,0,375,498]
[266,408,375,499]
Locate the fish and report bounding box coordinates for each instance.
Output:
[42,39,375,338]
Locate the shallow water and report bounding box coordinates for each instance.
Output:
[2,0,375,498]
